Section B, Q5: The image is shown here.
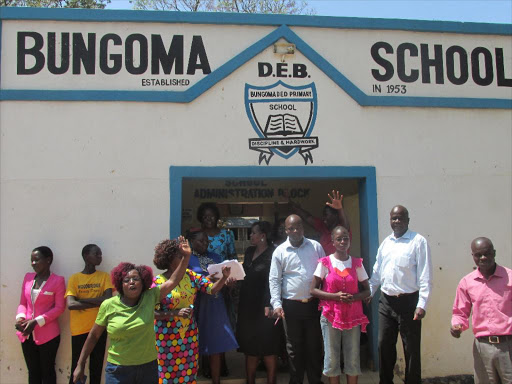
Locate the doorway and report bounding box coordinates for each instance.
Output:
[169,166,380,370]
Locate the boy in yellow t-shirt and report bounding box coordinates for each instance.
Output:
[66,244,113,384]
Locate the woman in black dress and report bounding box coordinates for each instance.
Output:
[237,221,281,384]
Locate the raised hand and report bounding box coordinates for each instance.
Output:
[326,190,344,210]
[177,236,192,257]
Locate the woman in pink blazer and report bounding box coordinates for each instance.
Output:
[15,246,66,384]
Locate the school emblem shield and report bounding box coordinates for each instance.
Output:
[245,81,318,165]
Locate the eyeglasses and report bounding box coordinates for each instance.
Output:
[123,276,141,283]
[334,237,350,242]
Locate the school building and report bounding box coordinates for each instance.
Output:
[0,7,511,383]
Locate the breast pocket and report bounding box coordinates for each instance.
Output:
[393,256,415,285]
[36,291,56,307]
[396,256,411,268]
[501,282,512,312]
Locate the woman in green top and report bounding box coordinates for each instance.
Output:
[73,236,192,384]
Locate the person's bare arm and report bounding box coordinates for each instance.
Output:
[68,289,113,310]
[160,236,192,301]
[210,267,231,295]
[155,307,193,320]
[289,200,316,227]
[67,296,96,310]
[310,275,353,302]
[326,190,350,231]
[352,280,370,301]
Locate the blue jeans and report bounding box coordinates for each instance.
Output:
[320,315,361,377]
[105,360,158,384]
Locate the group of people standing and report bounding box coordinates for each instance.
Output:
[269,191,369,384]
[15,194,511,384]
[269,199,511,384]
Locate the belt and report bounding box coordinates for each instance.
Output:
[384,291,418,298]
[284,297,315,303]
[477,335,512,344]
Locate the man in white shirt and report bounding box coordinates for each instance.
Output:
[269,214,325,384]
[368,205,432,384]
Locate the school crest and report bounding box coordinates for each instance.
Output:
[245,81,318,165]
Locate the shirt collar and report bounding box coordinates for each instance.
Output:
[390,229,412,241]
[474,264,504,280]
[284,237,309,249]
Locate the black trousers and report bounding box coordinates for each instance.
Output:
[21,334,60,384]
[282,299,323,384]
[378,292,421,384]
[69,330,107,384]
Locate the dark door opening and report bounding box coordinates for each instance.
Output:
[169,166,380,371]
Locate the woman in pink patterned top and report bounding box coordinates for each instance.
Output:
[310,226,370,384]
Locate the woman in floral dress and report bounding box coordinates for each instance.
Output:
[152,239,231,384]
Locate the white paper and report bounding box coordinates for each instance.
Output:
[207,259,246,280]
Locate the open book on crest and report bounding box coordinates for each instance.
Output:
[264,114,304,136]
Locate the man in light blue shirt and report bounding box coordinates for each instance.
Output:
[269,214,325,384]
[368,205,432,384]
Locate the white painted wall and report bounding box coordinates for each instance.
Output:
[1,15,511,383]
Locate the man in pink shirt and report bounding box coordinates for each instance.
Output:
[451,237,512,384]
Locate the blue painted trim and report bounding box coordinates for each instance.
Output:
[362,96,512,109]
[1,16,510,109]
[169,168,183,238]
[2,89,511,109]
[0,89,192,102]
[1,8,511,36]
[168,165,380,368]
